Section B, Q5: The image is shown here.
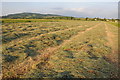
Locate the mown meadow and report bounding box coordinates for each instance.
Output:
[1,19,118,78]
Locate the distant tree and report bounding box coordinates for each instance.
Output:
[96,17,100,21]
[104,18,107,21]
[86,17,89,21]
[2,20,4,23]
[111,18,115,22]
[94,18,97,21]
[71,17,75,20]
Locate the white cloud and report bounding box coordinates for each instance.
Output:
[63,8,84,12]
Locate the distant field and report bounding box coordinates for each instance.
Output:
[1,19,118,78]
[1,19,63,23]
[108,22,119,27]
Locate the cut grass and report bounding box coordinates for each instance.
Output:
[2,21,98,73]
[24,22,117,78]
[2,20,118,78]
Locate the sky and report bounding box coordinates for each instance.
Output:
[1,0,120,2]
[1,1,119,19]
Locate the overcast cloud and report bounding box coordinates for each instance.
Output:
[1,2,118,19]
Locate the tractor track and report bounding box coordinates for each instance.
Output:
[104,23,118,78]
[104,23,118,65]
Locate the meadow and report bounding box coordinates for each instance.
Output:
[1,19,118,78]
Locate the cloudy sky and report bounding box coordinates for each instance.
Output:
[1,1,118,19]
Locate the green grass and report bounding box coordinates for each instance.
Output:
[108,22,120,27]
[1,19,62,23]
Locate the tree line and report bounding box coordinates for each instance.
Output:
[45,16,118,22]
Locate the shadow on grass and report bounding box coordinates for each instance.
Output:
[56,71,75,78]
[63,50,75,58]
[3,55,19,62]
[87,51,99,60]
[24,44,39,58]
[3,33,29,43]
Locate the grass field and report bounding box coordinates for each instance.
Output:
[1,19,118,78]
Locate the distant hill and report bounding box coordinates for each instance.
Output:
[2,12,62,19]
